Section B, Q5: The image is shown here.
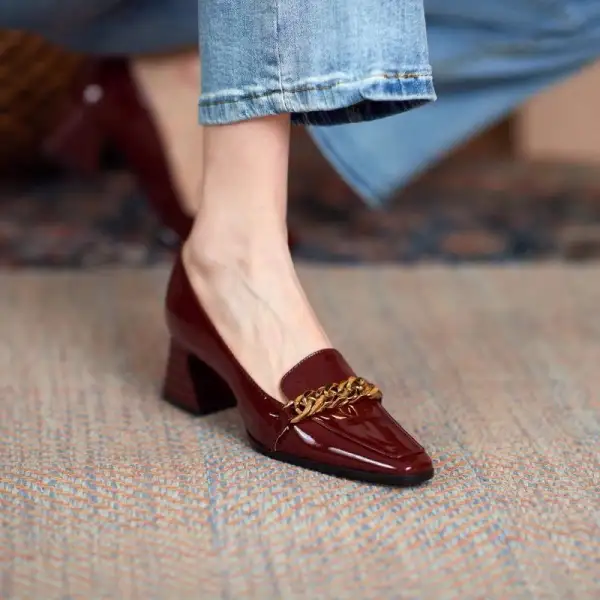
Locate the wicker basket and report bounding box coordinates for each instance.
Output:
[0,31,83,173]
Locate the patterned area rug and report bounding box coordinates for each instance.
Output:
[1,266,598,599]
[4,154,600,267]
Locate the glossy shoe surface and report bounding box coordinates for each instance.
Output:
[164,255,434,486]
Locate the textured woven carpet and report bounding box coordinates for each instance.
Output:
[1,266,599,599]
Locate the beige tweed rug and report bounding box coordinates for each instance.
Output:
[1,266,599,600]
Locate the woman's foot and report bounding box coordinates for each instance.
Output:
[183,227,329,404]
[182,115,329,402]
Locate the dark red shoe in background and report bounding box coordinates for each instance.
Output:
[44,58,194,240]
[163,253,434,486]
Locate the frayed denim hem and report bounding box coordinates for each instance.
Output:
[198,71,436,126]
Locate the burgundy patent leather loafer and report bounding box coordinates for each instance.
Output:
[163,256,433,486]
[45,58,194,239]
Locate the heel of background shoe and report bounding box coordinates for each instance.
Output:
[161,340,237,415]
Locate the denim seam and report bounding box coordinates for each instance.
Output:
[199,71,431,107]
[273,0,289,112]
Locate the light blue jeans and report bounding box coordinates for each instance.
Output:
[3,0,600,202]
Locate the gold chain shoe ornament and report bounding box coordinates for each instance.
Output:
[284,376,382,424]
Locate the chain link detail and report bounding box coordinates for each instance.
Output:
[284,376,382,424]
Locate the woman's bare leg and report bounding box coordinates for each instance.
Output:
[183,115,330,402]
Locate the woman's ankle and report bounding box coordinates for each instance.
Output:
[184,215,290,276]
[185,113,293,284]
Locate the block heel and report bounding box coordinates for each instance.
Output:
[161,339,237,415]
